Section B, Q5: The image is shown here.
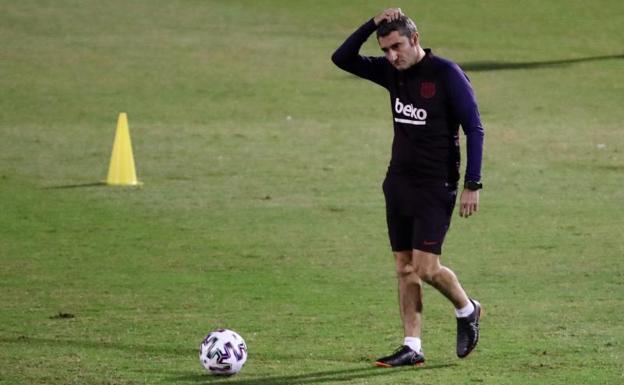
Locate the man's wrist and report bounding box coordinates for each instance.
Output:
[464,180,483,191]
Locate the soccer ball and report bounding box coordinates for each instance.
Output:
[199,329,248,375]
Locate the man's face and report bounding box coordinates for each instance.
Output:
[378,31,419,70]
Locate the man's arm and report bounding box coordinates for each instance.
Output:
[331,9,404,87]
[331,19,386,87]
[443,64,485,218]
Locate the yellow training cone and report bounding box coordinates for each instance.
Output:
[106,112,141,186]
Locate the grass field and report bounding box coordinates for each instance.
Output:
[1,1,623,384]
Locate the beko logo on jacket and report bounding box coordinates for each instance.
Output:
[394,98,427,126]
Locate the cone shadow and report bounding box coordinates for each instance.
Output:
[43,182,108,189]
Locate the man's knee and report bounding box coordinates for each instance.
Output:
[395,251,422,284]
[412,250,441,284]
[415,266,437,284]
[396,263,420,284]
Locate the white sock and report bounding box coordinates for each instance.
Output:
[455,301,475,318]
[403,337,422,353]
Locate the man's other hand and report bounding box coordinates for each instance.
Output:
[459,189,480,218]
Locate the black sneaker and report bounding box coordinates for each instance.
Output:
[374,345,425,367]
[456,299,481,358]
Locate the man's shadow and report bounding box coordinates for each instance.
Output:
[169,363,456,385]
[460,53,623,72]
[1,336,456,385]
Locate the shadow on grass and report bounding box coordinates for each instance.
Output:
[0,335,193,357]
[43,182,145,189]
[460,53,624,72]
[43,182,108,189]
[169,363,457,385]
[2,336,457,384]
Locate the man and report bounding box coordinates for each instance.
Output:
[331,8,485,367]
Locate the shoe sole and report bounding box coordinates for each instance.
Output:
[373,361,425,368]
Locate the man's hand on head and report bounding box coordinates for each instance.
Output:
[374,8,404,26]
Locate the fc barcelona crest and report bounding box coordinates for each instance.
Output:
[420,82,436,99]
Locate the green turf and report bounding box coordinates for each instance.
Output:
[1,0,623,384]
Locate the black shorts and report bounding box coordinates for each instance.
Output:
[382,176,457,254]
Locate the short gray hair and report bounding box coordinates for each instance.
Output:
[376,16,418,39]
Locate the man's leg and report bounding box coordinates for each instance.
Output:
[411,249,469,309]
[374,250,426,367]
[412,249,481,358]
[395,251,423,338]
